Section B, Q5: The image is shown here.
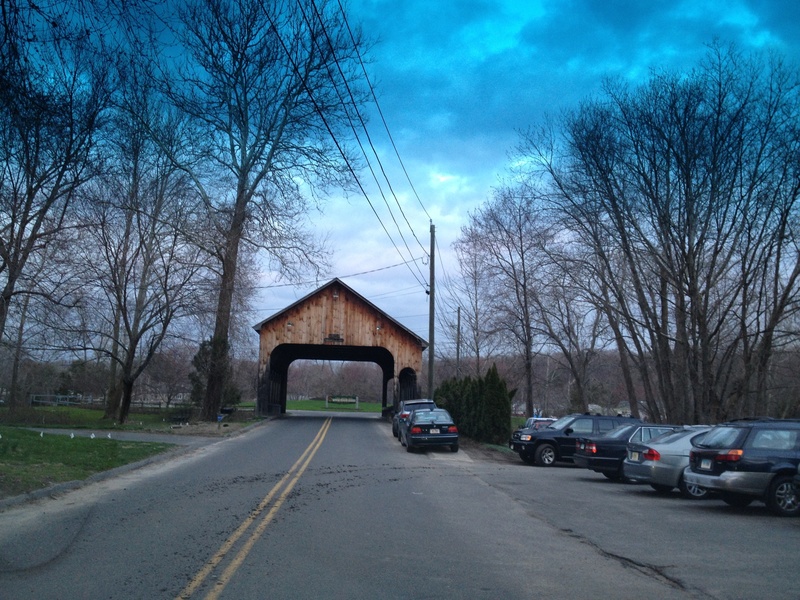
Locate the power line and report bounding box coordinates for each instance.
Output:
[304,0,428,286]
[335,0,432,226]
[263,6,427,289]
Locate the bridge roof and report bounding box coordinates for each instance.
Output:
[252,277,428,349]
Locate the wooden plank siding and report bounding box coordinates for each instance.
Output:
[254,279,427,403]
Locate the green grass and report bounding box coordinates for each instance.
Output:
[0,405,190,430]
[0,426,174,500]
[286,399,383,413]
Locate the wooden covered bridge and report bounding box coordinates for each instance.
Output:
[254,278,428,416]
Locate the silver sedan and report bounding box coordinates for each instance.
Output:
[623,426,711,499]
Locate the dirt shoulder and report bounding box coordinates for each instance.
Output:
[459,438,520,464]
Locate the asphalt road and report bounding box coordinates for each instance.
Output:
[1,413,798,599]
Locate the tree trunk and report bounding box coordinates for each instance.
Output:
[118,376,136,424]
[202,202,246,421]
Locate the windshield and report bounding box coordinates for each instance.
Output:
[546,415,575,430]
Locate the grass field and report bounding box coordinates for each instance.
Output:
[285,399,383,412]
[0,405,194,430]
[0,426,174,500]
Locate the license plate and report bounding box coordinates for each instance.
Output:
[430,428,440,434]
[630,451,639,461]
[701,458,712,470]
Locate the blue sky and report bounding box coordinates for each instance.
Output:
[254,0,800,342]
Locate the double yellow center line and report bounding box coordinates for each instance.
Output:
[177,417,332,600]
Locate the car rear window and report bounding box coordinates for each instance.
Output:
[695,426,744,448]
[605,425,637,439]
[403,402,434,412]
[642,427,675,442]
[413,410,452,424]
[651,429,696,445]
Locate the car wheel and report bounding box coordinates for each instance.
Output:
[451,444,459,453]
[766,475,800,517]
[534,444,556,466]
[602,472,619,481]
[399,432,406,447]
[720,492,753,508]
[650,483,673,494]
[678,475,708,500]
[406,442,414,453]
[392,424,398,438]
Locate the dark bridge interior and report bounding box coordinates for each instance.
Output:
[258,343,420,416]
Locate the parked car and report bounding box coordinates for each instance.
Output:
[392,399,436,438]
[399,408,459,453]
[685,418,800,516]
[509,413,640,466]
[573,423,679,481]
[623,426,712,499]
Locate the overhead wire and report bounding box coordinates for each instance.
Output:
[303,0,428,286]
[268,1,440,339]
[334,0,431,227]
[265,4,427,290]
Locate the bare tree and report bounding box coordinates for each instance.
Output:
[150,0,365,420]
[0,1,111,346]
[519,42,800,422]
[458,185,545,417]
[67,58,213,423]
[527,238,613,414]
[444,227,504,379]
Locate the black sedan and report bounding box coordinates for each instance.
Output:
[573,423,678,481]
[399,408,459,453]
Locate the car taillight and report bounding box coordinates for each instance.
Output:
[400,411,410,418]
[643,448,661,461]
[587,442,597,454]
[410,426,422,434]
[715,449,743,462]
[447,426,458,433]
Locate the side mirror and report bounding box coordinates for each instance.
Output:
[564,427,574,435]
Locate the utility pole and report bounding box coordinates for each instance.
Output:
[456,305,461,378]
[428,222,435,398]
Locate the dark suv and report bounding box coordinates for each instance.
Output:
[685,419,800,516]
[509,413,640,466]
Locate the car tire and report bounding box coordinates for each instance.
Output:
[720,492,753,508]
[678,475,708,500]
[766,475,800,517]
[399,433,406,447]
[534,443,556,467]
[450,444,459,453]
[650,483,673,494]
[602,472,619,481]
[406,442,414,453]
